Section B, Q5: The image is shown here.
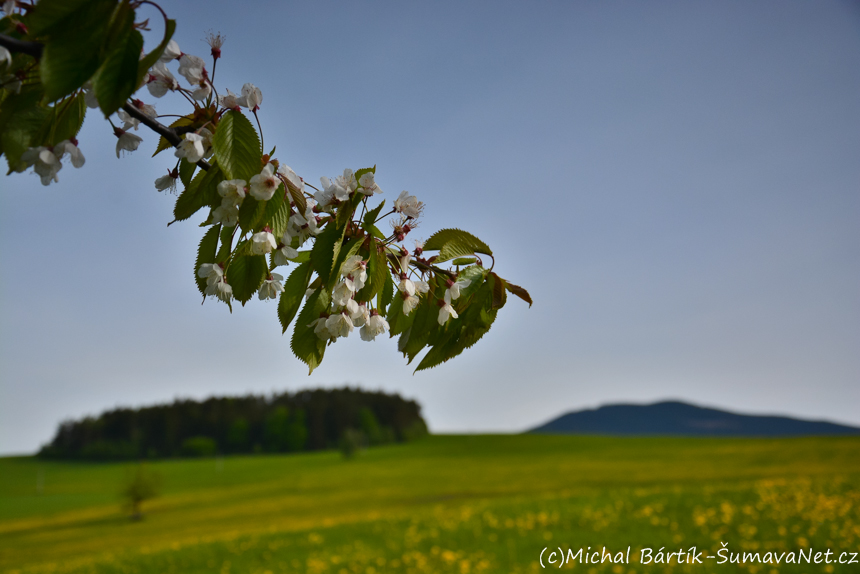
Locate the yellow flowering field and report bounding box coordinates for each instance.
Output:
[1,435,858,573]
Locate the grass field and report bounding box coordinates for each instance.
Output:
[1,434,858,573]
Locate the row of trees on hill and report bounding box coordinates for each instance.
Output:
[39,388,428,460]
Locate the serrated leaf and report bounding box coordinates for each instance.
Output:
[216,225,235,263]
[451,257,477,266]
[368,224,386,240]
[174,163,222,222]
[178,159,196,188]
[154,115,194,156]
[415,277,498,372]
[286,182,307,216]
[424,228,493,263]
[238,196,265,234]
[136,19,176,88]
[37,0,116,101]
[310,222,346,287]
[2,104,50,171]
[363,199,386,227]
[94,18,143,116]
[278,261,312,334]
[400,289,440,364]
[504,281,533,307]
[194,225,221,295]
[291,250,311,264]
[290,289,330,375]
[269,193,291,239]
[212,110,261,181]
[52,93,86,143]
[258,185,285,231]
[226,254,267,305]
[377,272,395,316]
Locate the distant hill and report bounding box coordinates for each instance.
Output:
[529,401,860,436]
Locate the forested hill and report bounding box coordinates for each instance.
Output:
[530,401,860,436]
[39,388,428,460]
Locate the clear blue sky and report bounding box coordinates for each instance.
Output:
[1,0,858,454]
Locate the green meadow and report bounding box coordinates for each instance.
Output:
[1,435,858,573]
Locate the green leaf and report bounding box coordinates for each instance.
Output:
[415,277,498,372]
[377,272,395,316]
[212,110,261,181]
[368,224,386,240]
[400,288,441,364]
[179,159,196,188]
[136,19,176,88]
[259,185,285,232]
[194,225,221,295]
[173,163,222,222]
[290,289,330,375]
[39,0,117,102]
[451,257,477,266]
[226,254,268,305]
[1,104,50,171]
[154,115,194,156]
[353,165,375,185]
[424,228,493,263]
[52,93,87,143]
[93,14,143,117]
[386,292,413,337]
[278,261,313,333]
[269,192,292,239]
[363,199,385,227]
[238,196,265,234]
[310,222,346,287]
[216,225,235,263]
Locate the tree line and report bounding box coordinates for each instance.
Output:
[39,387,428,460]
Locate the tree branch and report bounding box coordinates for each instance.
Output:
[121,103,210,171]
[0,33,43,58]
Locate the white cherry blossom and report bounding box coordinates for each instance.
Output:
[360,312,389,341]
[272,243,298,267]
[197,263,223,284]
[0,46,11,68]
[117,108,140,131]
[438,301,458,324]
[358,172,382,195]
[219,88,241,109]
[350,302,370,328]
[2,1,15,15]
[115,129,142,158]
[146,62,178,97]
[277,164,303,193]
[249,163,279,201]
[258,273,284,300]
[309,317,331,341]
[251,230,277,255]
[444,278,471,304]
[394,190,423,219]
[331,280,354,307]
[325,312,353,339]
[155,169,178,193]
[159,40,181,62]
[341,255,367,284]
[398,276,416,297]
[191,82,211,101]
[53,140,85,168]
[402,293,420,315]
[415,280,430,295]
[177,54,205,85]
[175,132,207,163]
[239,83,262,111]
[217,179,247,205]
[20,146,61,185]
[212,203,239,226]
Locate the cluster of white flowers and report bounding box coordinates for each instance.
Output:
[197,263,232,303]
[19,140,85,185]
[314,169,384,210]
[307,254,390,342]
[213,178,246,226]
[219,84,262,111]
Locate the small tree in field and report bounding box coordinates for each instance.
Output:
[0,0,531,374]
[121,464,160,521]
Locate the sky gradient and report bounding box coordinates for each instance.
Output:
[1,0,858,454]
